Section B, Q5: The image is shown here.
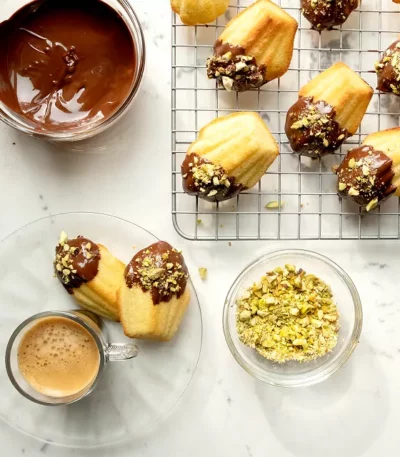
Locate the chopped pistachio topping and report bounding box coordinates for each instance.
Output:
[188,156,231,193]
[206,53,266,91]
[54,232,94,285]
[134,250,188,296]
[337,152,379,201]
[236,265,340,363]
[376,41,400,94]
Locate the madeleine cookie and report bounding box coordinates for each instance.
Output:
[54,232,125,321]
[118,242,190,341]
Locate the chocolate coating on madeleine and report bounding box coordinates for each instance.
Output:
[182,153,244,202]
[125,241,189,305]
[206,41,267,92]
[336,145,397,209]
[376,40,400,95]
[301,0,358,30]
[54,236,100,293]
[285,96,349,158]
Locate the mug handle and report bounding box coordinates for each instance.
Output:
[105,343,139,361]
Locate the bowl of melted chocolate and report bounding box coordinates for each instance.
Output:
[0,0,145,140]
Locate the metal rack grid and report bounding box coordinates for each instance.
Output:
[171,0,400,240]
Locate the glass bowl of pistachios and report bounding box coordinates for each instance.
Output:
[223,249,362,387]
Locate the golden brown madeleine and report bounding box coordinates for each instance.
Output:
[301,0,358,31]
[335,128,400,211]
[206,0,298,91]
[285,62,373,158]
[181,112,279,202]
[118,242,190,342]
[54,232,125,321]
[171,0,229,25]
[375,39,400,96]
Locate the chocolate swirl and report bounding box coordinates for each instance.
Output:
[182,153,244,202]
[206,41,267,92]
[301,0,358,30]
[55,236,100,293]
[285,96,349,158]
[336,145,397,209]
[376,40,400,95]
[125,241,189,305]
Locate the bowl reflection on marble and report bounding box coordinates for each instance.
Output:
[223,249,362,388]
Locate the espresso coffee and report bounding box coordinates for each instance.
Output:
[0,0,136,132]
[17,316,100,398]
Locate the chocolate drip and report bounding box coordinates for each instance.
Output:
[376,40,400,95]
[336,145,396,209]
[55,237,100,293]
[214,41,246,59]
[0,0,136,132]
[182,153,244,202]
[285,96,349,158]
[301,0,358,30]
[125,242,189,305]
[206,40,267,92]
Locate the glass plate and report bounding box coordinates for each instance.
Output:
[0,213,202,448]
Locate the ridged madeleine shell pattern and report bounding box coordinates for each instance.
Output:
[218,0,298,81]
[187,112,279,190]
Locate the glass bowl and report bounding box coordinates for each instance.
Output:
[223,249,362,388]
[0,0,145,141]
[0,213,202,448]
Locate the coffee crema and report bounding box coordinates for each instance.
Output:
[0,0,136,132]
[17,316,100,398]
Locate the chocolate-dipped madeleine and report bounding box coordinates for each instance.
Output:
[335,128,400,211]
[285,62,373,158]
[117,242,190,341]
[54,232,125,321]
[181,112,279,202]
[375,39,400,95]
[206,0,298,92]
[301,0,358,31]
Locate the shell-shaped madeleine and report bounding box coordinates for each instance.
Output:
[182,112,279,202]
[217,0,297,81]
[171,0,229,25]
[299,62,373,135]
[362,128,400,196]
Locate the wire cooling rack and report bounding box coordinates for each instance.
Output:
[171,0,400,240]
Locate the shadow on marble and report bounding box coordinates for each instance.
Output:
[255,341,388,457]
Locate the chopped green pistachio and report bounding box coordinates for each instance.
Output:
[236,265,340,363]
[366,198,379,212]
[198,267,208,280]
[265,201,284,210]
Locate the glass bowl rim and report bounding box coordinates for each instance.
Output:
[0,0,146,142]
[0,211,203,448]
[222,248,363,388]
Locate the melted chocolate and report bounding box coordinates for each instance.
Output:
[301,0,358,30]
[0,0,136,132]
[376,40,400,95]
[182,153,245,202]
[285,96,349,158]
[125,242,189,305]
[55,237,100,293]
[206,40,267,92]
[214,41,247,59]
[336,145,396,208]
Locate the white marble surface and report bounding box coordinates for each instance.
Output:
[0,0,400,456]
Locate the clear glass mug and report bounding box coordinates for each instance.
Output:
[5,310,139,406]
[0,0,146,141]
